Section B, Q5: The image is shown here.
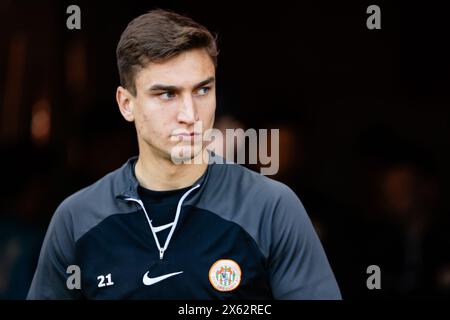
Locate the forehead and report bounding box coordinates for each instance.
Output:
[135,48,215,89]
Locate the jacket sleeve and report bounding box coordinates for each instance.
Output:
[27,201,82,299]
[268,184,342,300]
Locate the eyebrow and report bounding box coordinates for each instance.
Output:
[147,76,215,92]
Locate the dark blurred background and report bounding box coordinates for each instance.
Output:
[0,0,449,299]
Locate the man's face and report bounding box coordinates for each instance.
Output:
[118,48,216,162]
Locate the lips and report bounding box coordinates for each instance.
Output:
[171,131,202,141]
[178,132,199,136]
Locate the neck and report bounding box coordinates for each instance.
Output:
[135,148,209,191]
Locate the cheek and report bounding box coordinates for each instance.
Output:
[136,113,149,134]
[138,110,171,138]
[200,104,216,127]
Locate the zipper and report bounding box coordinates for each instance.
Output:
[124,183,200,260]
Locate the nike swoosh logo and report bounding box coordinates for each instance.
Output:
[142,271,183,286]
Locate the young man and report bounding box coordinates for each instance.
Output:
[27,9,341,299]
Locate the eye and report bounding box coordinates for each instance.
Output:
[196,86,210,96]
[159,91,176,100]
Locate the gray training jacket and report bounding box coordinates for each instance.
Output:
[28,153,342,299]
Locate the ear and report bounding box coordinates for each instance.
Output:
[116,86,135,122]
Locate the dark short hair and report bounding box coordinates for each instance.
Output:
[116,9,218,96]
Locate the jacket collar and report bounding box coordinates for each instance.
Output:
[115,150,219,204]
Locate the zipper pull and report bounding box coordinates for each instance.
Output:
[159,249,164,260]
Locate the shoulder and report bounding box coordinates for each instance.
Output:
[57,168,118,214]
[208,161,300,207]
[51,163,134,242]
[197,160,308,259]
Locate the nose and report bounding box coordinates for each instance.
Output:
[177,94,198,125]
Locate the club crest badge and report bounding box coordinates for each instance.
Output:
[209,259,241,292]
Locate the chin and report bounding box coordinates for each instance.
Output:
[169,144,205,164]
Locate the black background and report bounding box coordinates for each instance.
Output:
[0,0,449,299]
